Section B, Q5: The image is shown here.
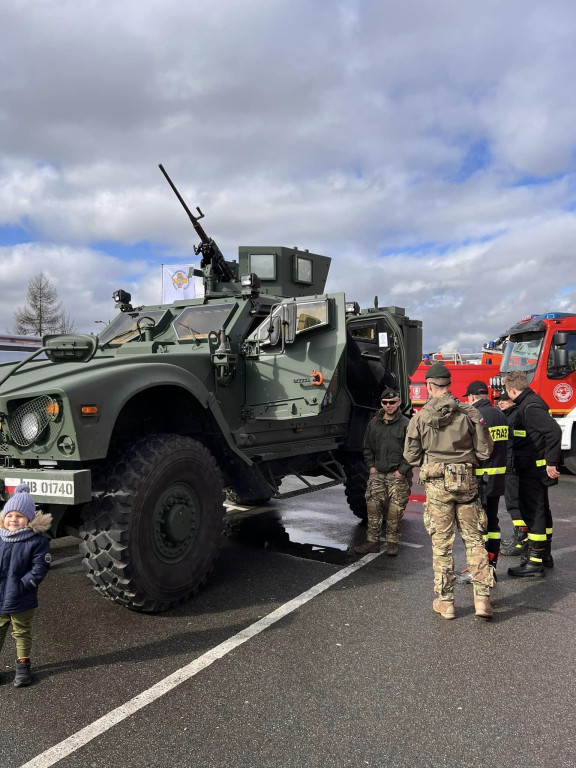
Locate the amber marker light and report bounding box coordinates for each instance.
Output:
[46,401,60,418]
[81,405,99,415]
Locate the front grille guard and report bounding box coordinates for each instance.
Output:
[8,396,57,448]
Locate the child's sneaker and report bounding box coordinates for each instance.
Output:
[14,658,32,687]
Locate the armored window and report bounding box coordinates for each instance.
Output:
[98,310,167,346]
[295,256,313,284]
[173,303,235,341]
[295,300,328,335]
[250,254,276,280]
[349,325,377,343]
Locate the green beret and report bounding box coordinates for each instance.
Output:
[425,362,451,381]
[380,387,400,400]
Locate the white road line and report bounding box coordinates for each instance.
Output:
[19,550,382,768]
[50,554,82,568]
[378,538,423,549]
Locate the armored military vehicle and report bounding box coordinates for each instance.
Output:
[0,167,422,612]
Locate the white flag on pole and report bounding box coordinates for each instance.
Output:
[162,265,196,302]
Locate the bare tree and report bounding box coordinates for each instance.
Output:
[13,273,77,335]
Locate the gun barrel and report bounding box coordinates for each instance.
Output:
[158,163,209,243]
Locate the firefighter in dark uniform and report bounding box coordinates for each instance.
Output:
[496,391,529,557]
[504,371,561,577]
[455,381,508,583]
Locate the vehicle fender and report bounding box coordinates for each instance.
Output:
[60,361,251,464]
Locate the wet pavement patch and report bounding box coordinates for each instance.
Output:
[225,508,351,565]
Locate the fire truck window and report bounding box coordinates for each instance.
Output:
[501,334,543,373]
[548,332,576,373]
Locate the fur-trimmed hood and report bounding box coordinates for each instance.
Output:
[0,510,53,534]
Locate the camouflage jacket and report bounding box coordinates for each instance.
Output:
[403,393,493,468]
[362,409,411,475]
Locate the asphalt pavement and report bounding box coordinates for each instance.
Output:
[1,474,576,768]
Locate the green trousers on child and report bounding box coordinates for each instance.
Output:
[0,608,36,658]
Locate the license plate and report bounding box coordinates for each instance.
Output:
[1,469,92,504]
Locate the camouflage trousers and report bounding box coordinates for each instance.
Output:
[423,477,493,598]
[365,471,410,543]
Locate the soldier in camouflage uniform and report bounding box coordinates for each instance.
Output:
[354,387,411,557]
[403,363,494,620]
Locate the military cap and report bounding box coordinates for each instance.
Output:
[424,362,451,382]
[380,387,400,400]
[464,380,489,396]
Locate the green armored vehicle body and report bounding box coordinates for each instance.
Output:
[0,167,422,612]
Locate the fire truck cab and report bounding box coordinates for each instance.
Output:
[493,312,576,474]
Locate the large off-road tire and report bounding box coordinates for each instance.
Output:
[342,454,369,521]
[79,434,224,613]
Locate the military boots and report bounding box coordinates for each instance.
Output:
[433,598,455,620]
[386,541,399,556]
[474,595,493,619]
[354,539,380,554]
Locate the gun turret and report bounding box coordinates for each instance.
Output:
[159,164,236,283]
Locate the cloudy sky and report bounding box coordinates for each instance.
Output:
[1,0,575,352]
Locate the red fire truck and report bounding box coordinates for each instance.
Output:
[410,313,576,474]
[490,312,576,474]
[409,346,501,408]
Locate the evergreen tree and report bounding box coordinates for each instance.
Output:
[13,273,77,335]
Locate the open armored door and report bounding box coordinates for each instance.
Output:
[244,293,346,421]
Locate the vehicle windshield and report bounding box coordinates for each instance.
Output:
[98,310,168,347]
[173,304,235,341]
[500,333,544,374]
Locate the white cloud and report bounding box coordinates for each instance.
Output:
[0,0,575,352]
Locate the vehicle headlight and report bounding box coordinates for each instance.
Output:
[9,395,60,448]
[20,412,41,443]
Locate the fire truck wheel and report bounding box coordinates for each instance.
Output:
[342,454,369,521]
[79,434,224,613]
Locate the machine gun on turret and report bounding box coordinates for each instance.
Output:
[159,163,236,283]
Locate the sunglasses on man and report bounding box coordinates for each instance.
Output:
[381,399,399,405]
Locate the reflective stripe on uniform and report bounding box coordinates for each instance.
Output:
[513,430,526,437]
[546,528,553,535]
[512,519,527,526]
[536,459,546,466]
[475,467,506,475]
[530,556,543,563]
[486,532,501,539]
[528,532,547,542]
[489,425,509,441]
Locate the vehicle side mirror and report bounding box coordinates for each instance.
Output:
[43,334,98,363]
[269,315,282,346]
[284,303,296,344]
[554,331,568,347]
[553,348,568,368]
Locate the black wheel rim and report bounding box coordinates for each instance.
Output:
[151,482,198,562]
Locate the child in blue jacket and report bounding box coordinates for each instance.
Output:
[0,484,52,687]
